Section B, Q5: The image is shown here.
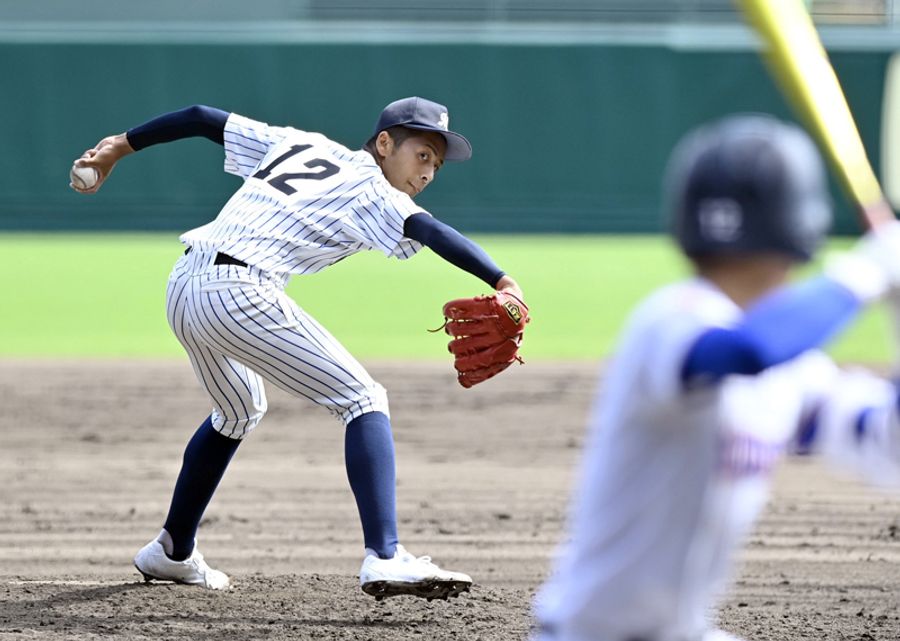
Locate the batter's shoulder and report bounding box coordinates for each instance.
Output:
[615,280,738,355]
[635,279,734,323]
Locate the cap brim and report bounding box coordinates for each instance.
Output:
[403,124,472,162]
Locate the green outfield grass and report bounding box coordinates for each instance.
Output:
[3,233,893,362]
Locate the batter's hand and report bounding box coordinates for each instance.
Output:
[825,220,900,303]
[70,133,135,194]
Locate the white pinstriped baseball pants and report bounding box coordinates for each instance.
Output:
[165,249,390,439]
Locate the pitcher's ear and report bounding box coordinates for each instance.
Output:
[375,130,394,158]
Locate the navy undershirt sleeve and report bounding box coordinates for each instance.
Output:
[403,213,506,287]
[681,276,862,387]
[126,105,230,151]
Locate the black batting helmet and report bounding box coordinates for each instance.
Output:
[665,114,832,262]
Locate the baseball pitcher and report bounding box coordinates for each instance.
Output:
[71,97,528,600]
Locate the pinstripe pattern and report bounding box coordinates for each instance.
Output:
[167,113,428,437]
[166,251,389,438]
[181,113,425,278]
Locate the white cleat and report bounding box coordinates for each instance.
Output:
[133,530,231,590]
[359,544,472,601]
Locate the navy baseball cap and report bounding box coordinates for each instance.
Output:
[373,97,472,162]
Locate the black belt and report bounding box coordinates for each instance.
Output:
[184,247,248,268]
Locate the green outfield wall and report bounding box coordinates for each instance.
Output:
[1,25,892,234]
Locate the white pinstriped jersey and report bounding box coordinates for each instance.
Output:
[167,113,430,435]
[181,114,426,277]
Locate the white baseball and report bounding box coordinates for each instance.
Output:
[70,165,99,190]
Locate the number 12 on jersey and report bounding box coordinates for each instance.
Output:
[253,144,341,195]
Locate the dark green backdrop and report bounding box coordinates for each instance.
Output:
[1,39,888,233]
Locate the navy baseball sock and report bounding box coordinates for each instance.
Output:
[162,416,241,561]
[345,411,399,559]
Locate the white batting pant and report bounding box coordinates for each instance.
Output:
[165,249,389,439]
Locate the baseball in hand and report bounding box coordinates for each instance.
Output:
[70,164,99,190]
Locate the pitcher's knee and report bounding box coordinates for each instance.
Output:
[338,382,390,426]
[210,400,268,439]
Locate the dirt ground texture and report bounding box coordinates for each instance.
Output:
[2,360,900,641]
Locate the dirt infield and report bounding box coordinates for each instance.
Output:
[2,360,900,640]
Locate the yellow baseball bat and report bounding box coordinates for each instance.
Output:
[736,0,894,228]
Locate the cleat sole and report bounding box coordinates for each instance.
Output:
[135,564,157,583]
[361,578,473,601]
